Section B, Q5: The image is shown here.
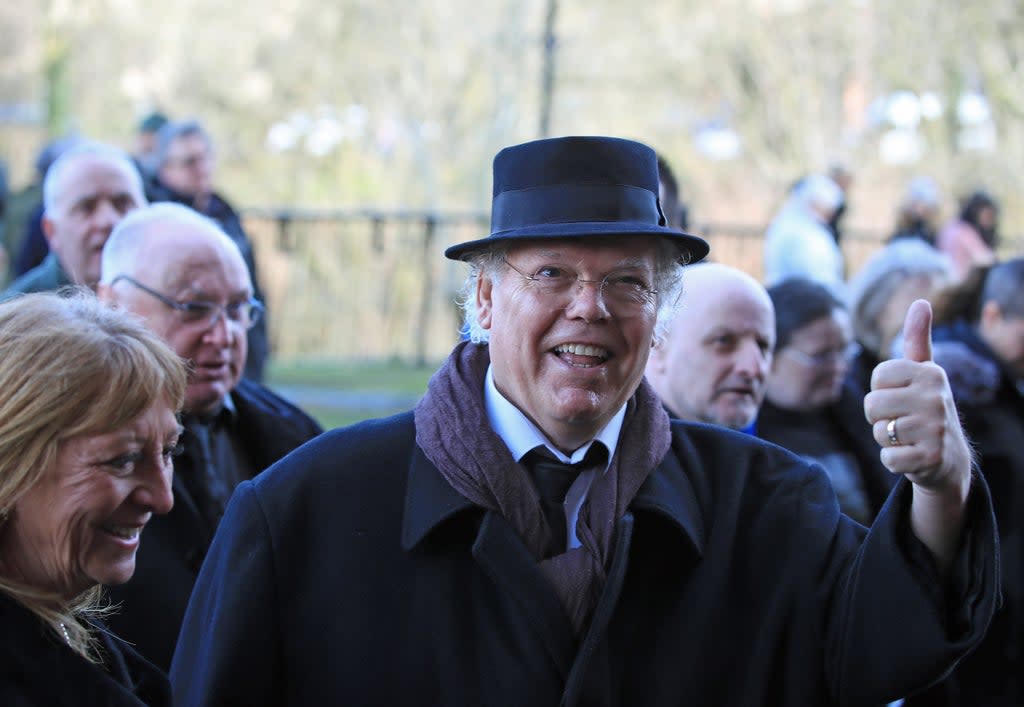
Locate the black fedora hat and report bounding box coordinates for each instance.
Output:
[444,135,710,263]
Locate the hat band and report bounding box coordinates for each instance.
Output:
[490,183,666,233]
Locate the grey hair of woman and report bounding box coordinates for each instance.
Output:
[456,239,688,346]
[847,239,953,358]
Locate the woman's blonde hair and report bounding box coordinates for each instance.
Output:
[0,289,187,662]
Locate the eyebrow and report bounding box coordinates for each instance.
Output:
[524,251,653,270]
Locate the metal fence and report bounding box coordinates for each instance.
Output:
[242,208,888,366]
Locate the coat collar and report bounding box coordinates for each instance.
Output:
[401,436,705,558]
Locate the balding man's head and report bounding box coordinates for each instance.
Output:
[646,263,775,429]
[99,203,257,416]
[41,142,146,287]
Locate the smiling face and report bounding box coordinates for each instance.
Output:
[647,266,775,429]
[477,237,662,453]
[0,401,179,600]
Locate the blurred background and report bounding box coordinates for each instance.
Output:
[2,0,1022,424]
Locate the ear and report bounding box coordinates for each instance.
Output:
[41,215,59,250]
[646,338,667,373]
[476,272,494,330]
[980,300,1003,331]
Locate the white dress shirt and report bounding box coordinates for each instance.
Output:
[484,365,625,550]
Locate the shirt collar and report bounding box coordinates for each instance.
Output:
[484,364,625,468]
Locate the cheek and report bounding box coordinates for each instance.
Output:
[164,326,202,360]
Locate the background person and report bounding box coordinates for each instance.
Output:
[97,202,322,672]
[888,176,943,246]
[4,135,84,279]
[2,141,146,299]
[845,238,954,392]
[936,190,1000,282]
[763,173,846,296]
[758,278,894,525]
[645,262,774,432]
[147,119,269,381]
[0,290,186,705]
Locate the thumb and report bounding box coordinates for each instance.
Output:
[902,299,934,363]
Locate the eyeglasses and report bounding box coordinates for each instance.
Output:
[782,342,860,368]
[502,258,658,312]
[111,275,264,330]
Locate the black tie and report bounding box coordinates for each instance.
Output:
[524,444,608,558]
[188,420,232,532]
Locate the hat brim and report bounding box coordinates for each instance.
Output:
[444,221,710,263]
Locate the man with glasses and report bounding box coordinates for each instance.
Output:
[645,262,775,432]
[172,137,997,706]
[148,118,269,382]
[97,202,322,672]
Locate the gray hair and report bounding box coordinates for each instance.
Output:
[847,239,953,356]
[456,239,687,346]
[100,202,233,284]
[153,119,211,170]
[42,141,144,217]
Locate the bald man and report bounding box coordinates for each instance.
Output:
[646,263,775,430]
[3,141,146,297]
[96,202,322,671]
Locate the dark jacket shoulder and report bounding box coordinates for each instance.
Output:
[230,378,324,461]
[2,252,70,299]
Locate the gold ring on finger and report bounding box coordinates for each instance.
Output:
[886,418,901,447]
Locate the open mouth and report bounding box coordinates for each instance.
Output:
[554,343,610,368]
[101,525,143,541]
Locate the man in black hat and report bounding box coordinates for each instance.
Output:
[171,136,998,707]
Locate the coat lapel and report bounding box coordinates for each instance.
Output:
[401,446,576,676]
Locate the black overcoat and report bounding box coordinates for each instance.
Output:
[171,413,998,707]
[757,379,895,524]
[105,379,323,671]
[906,323,1023,706]
[0,592,170,706]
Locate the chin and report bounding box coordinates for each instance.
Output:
[93,563,137,588]
[187,386,229,416]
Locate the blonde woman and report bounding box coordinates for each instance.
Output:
[0,290,186,705]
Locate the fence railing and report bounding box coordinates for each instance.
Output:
[242,208,888,366]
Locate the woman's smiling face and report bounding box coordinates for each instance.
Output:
[0,401,180,599]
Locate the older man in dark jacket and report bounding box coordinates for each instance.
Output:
[97,202,323,672]
[171,137,998,706]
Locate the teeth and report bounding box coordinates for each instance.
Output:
[555,343,609,358]
[105,526,141,540]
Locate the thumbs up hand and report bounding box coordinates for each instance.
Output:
[863,300,972,570]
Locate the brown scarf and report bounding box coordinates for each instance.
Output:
[414,341,671,632]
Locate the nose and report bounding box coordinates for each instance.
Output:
[92,199,121,231]
[563,279,611,321]
[202,308,237,345]
[137,463,174,515]
[735,339,769,379]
